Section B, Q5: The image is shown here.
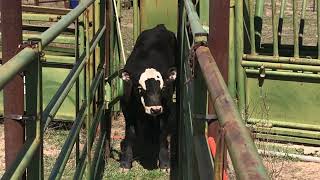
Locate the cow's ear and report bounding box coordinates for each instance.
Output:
[119,69,130,82]
[167,67,177,81]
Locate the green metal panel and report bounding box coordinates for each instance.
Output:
[246,77,320,144]
[139,0,178,34]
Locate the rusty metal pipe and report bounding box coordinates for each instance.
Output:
[196,46,269,180]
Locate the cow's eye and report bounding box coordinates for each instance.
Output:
[137,86,143,94]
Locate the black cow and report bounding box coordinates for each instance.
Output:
[119,24,177,171]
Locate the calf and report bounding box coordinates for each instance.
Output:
[119,24,177,171]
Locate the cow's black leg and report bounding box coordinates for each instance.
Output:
[120,124,136,169]
[158,119,170,170]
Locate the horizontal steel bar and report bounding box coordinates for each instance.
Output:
[247,118,320,131]
[196,46,269,180]
[43,55,75,62]
[22,13,63,22]
[22,24,75,33]
[0,33,75,45]
[40,0,96,48]
[1,138,40,179]
[184,0,208,42]
[22,5,71,15]
[42,61,74,69]
[49,102,87,180]
[246,69,320,79]
[43,25,105,130]
[242,61,320,72]
[0,48,38,90]
[243,54,320,66]
[255,133,320,145]
[253,126,320,139]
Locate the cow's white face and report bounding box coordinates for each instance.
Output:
[121,67,177,116]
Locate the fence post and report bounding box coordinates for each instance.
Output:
[1,2,25,179]
[208,0,230,179]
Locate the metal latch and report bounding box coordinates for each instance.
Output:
[193,113,218,123]
[4,114,36,122]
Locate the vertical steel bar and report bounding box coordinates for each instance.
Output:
[278,0,286,45]
[235,0,246,116]
[75,18,80,166]
[249,0,256,54]
[272,0,279,56]
[318,0,320,59]
[133,0,139,42]
[229,0,236,98]
[1,2,25,178]
[85,9,92,179]
[293,0,299,57]
[25,53,43,180]
[254,0,265,46]
[299,0,307,47]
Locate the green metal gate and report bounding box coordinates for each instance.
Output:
[233,0,320,145]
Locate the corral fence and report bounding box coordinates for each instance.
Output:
[0,0,125,178]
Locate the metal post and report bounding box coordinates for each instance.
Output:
[1,2,25,179]
[208,0,230,179]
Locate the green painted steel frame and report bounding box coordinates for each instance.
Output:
[0,0,117,179]
[241,0,320,145]
[178,0,268,179]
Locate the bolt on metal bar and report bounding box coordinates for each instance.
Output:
[184,0,208,42]
[48,102,87,180]
[196,46,269,180]
[242,60,320,72]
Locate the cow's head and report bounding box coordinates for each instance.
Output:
[121,67,177,116]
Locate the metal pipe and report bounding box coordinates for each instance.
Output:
[73,143,87,180]
[242,60,320,72]
[249,0,255,54]
[318,0,320,59]
[228,0,236,98]
[0,48,37,90]
[0,33,75,45]
[40,0,96,48]
[48,102,87,180]
[235,0,246,116]
[272,0,278,56]
[293,0,299,57]
[196,46,269,180]
[112,0,126,63]
[258,150,320,163]
[184,0,208,42]
[243,54,320,65]
[22,13,63,22]
[22,5,71,15]
[247,118,320,131]
[133,0,139,42]
[246,69,320,79]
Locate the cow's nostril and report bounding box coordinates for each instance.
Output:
[150,107,162,114]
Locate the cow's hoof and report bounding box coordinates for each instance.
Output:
[120,168,130,173]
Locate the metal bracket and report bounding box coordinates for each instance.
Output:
[258,65,265,87]
[193,113,218,123]
[4,114,36,122]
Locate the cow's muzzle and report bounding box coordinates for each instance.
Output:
[145,106,163,116]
